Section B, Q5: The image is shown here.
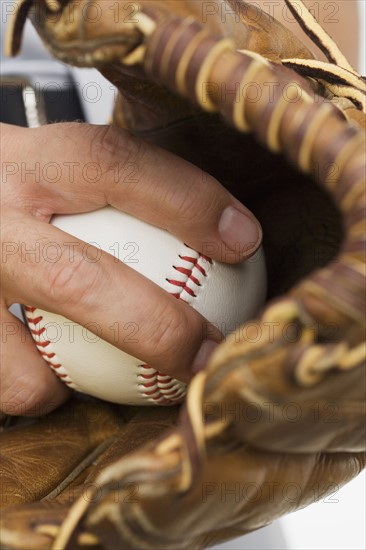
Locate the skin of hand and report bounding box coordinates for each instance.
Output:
[0,122,262,416]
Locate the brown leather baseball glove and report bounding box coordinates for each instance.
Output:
[1,1,365,548]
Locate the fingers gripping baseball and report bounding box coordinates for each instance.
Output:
[1,122,263,414]
[2,123,262,261]
[92,125,262,261]
[1,210,222,405]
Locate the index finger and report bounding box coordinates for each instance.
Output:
[2,211,224,385]
[2,123,262,262]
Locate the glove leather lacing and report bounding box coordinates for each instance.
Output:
[5,1,365,549]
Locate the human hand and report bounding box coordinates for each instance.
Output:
[0,122,262,416]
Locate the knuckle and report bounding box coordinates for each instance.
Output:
[87,125,143,183]
[43,252,103,311]
[145,302,190,365]
[174,188,201,223]
[173,183,221,228]
[88,125,120,170]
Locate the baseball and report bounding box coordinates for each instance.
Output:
[24,206,266,405]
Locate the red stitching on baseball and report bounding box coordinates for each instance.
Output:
[35,340,52,349]
[30,327,46,337]
[24,308,67,383]
[139,363,184,404]
[166,279,197,297]
[173,266,201,286]
[141,381,156,388]
[139,246,210,404]
[26,315,43,325]
[40,353,59,363]
[27,245,209,405]
[173,265,200,283]
[179,257,207,276]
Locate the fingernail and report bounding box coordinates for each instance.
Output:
[191,339,219,374]
[218,206,261,258]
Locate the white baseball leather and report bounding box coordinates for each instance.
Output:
[25,206,266,405]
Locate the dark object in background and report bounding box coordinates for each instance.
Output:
[0,63,85,127]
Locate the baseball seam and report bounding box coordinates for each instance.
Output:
[24,244,213,405]
[138,244,213,404]
[24,306,74,386]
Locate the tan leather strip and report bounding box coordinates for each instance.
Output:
[278,101,316,165]
[158,19,194,81]
[299,279,363,325]
[4,0,32,57]
[319,82,366,113]
[333,161,365,210]
[283,0,355,73]
[307,273,365,323]
[339,343,366,371]
[341,240,366,260]
[325,133,365,190]
[164,18,205,91]
[185,33,227,109]
[144,17,181,77]
[194,39,235,111]
[252,75,287,152]
[231,58,266,131]
[218,56,252,132]
[45,0,62,11]
[142,17,365,318]
[267,82,312,154]
[282,59,366,93]
[328,261,365,290]
[342,181,365,214]
[298,104,336,172]
[150,18,183,80]
[253,61,317,157]
[310,121,362,189]
[345,201,366,232]
[175,27,212,96]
